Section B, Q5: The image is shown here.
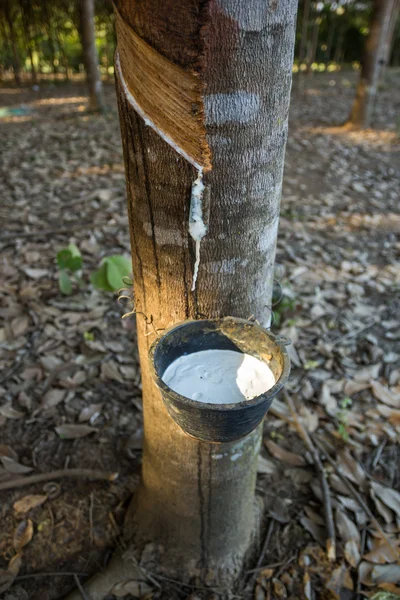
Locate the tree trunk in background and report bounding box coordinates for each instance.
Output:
[326,14,335,62]
[299,0,311,64]
[348,0,397,128]
[3,1,21,86]
[80,0,104,111]
[109,0,297,589]
[382,0,400,66]
[307,14,320,73]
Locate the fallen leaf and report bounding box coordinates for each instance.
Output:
[354,364,382,383]
[0,404,25,420]
[337,449,366,486]
[364,539,399,564]
[335,508,361,544]
[11,315,30,337]
[8,553,22,577]
[303,571,313,600]
[39,355,62,371]
[299,516,326,547]
[371,564,400,584]
[272,578,287,598]
[371,381,400,408]
[13,519,34,551]
[370,482,400,516]
[78,403,103,423]
[24,268,49,279]
[101,360,124,383]
[110,579,153,597]
[40,389,66,410]
[119,365,137,380]
[257,455,277,475]
[55,424,98,439]
[13,494,47,514]
[265,440,306,467]
[0,445,18,461]
[255,584,265,600]
[326,564,354,599]
[1,456,33,474]
[345,539,361,568]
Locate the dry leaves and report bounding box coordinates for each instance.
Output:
[55,424,98,439]
[13,519,34,552]
[264,440,306,467]
[13,494,48,514]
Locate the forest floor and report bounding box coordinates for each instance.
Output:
[0,70,399,600]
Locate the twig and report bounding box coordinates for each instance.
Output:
[372,437,387,469]
[16,572,88,581]
[246,558,294,574]
[245,518,275,592]
[89,492,94,545]
[0,469,118,492]
[73,574,90,600]
[312,436,400,557]
[355,526,367,600]
[0,222,107,242]
[284,391,336,562]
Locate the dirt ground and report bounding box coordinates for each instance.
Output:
[0,70,399,600]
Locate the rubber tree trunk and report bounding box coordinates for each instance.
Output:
[348,0,397,128]
[80,0,104,112]
[113,0,296,589]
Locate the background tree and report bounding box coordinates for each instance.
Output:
[348,0,399,128]
[79,0,104,111]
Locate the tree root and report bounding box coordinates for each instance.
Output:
[64,549,142,600]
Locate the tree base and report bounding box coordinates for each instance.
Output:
[64,496,264,599]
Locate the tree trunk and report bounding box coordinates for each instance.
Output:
[3,1,21,86]
[326,16,335,62]
[299,0,311,64]
[116,0,296,584]
[66,1,297,597]
[307,14,320,74]
[348,0,397,129]
[80,0,105,111]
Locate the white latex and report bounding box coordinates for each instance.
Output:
[162,349,275,404]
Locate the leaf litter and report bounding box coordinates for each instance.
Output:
[0,73,399,599]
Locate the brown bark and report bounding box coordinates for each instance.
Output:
[80,0,105,112]
[348,0,397,129]
[66,1,297,596]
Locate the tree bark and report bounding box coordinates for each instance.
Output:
[80,0,105,112]
[113,0,297,586]
[68,1,297,596]
[348,0,397,129]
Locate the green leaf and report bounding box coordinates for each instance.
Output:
[68,256,83,272]
[59,270,72,295]
[67,243,81,258]
[57,249,72,270]
[91,256,131,292]
[56,245,82,272]
[105,256,131,291]
[90,263,114,292]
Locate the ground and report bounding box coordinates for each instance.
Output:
[0,70,399,600]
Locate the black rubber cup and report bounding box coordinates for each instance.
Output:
[149,317,291,443]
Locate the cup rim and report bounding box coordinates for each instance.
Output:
[149,317,290,413]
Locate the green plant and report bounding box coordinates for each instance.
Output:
[90,255,132,292]
[337,397,352,441]
[56,245,132,295]
[57,244,83,295]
